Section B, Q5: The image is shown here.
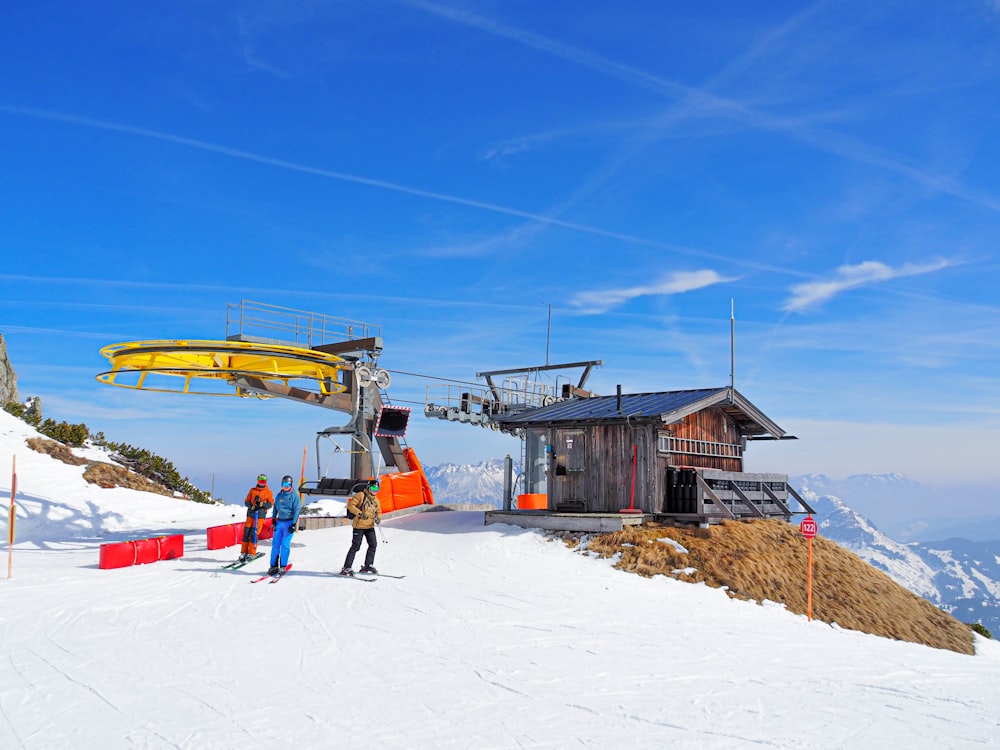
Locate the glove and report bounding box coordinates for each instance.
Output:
[288,524,296,534]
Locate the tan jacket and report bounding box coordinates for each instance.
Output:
[347,489,382,529]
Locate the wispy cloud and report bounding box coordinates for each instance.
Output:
[0,105,812,279]
[570,270,737,314]
[403,1,1000,213]
[783,259,953,312]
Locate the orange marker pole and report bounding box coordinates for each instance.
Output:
[806,537,813,622]
[300,446,307,489]
[799,515,817,622]
[7,455,16,579]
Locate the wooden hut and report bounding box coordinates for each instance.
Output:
[492,386,809,525]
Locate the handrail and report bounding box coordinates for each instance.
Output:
[226,300,380,348]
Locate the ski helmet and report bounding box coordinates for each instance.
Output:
[257,474,267,484]
[281,475,293,487]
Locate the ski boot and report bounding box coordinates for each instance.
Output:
[267,565,280,576]
[339,567,355,577]
[360,565,378,575]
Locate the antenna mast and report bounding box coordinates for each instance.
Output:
[545,303,552,366]
[729,299,735,403]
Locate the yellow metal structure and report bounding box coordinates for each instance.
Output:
[96,339,348,398]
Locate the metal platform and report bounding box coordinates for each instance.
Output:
[484,510,649,533]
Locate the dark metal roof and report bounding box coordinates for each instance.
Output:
[494,386,785,438]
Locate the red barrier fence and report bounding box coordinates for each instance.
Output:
[206,518,274,550]
[99,533,185,570]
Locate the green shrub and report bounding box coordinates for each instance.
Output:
[101,440,215,504]
[38,418,90,447]
[5,401,217,504]
[967,622,993,639]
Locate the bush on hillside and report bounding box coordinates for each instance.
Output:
[98,440,215,504]
[5,400,217,504]
[38,418,90,447]
[967,622,993,639]
[4,400,39,427]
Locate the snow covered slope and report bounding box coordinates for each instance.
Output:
[2,413,999,748]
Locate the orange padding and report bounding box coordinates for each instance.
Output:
[403,447,435,505]
[374,465,435,514]
[517,493,548,510]
[99,534,185,569]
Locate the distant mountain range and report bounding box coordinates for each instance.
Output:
[425,461,1000,637]
[791,473,1000,542]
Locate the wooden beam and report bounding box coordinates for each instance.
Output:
[696,474,736,520]
[726,480,766,518]
[760,483,793,518]
[784,483,816,515]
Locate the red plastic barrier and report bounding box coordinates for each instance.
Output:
[98,534,186,569]
[259,518,275,540]
[159,533,184,560]
[133,538,160,565]
[99,540,137,569]
[206,521,241,550]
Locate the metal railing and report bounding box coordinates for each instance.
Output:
[225,300,380,348]
[424,379,559,426]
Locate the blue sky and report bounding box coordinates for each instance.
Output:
[2,1,999,511]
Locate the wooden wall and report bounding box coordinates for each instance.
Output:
[550,423,660,513]
[545,408,749,513]
[663,408,743,472]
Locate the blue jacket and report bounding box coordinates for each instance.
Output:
[271,487,301,525]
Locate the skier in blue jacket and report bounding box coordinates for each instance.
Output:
[268,475,301,575]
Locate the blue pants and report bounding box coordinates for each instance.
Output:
[270,519,295,567]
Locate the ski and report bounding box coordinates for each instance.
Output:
[372,573,405,579]
[332,572,376,582]
[251,564,292,583]
[222,552,264,570]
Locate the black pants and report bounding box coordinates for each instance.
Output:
[344,528,377,569]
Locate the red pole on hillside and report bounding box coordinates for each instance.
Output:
[7,455,16,579]
[620,445,642,514]
[807,537,814,621]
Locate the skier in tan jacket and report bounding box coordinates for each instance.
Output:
[339,478,382,576]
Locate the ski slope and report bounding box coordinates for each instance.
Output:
[1,411,998,748]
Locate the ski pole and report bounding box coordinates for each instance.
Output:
[377,522,387,543]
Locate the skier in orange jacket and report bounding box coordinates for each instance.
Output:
[239,473,274,562]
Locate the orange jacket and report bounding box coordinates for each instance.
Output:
[244,486,274,516]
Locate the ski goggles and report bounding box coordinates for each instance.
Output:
[281,479,293,488]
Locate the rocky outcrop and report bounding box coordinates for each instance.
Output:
[0,333,18,407]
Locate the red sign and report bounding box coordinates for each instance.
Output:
[800,516,818,539]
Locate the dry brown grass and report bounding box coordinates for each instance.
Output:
[26,436,88,466]
[27,436,175,497]
[573,519,974,655]
[81,462,176,496]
